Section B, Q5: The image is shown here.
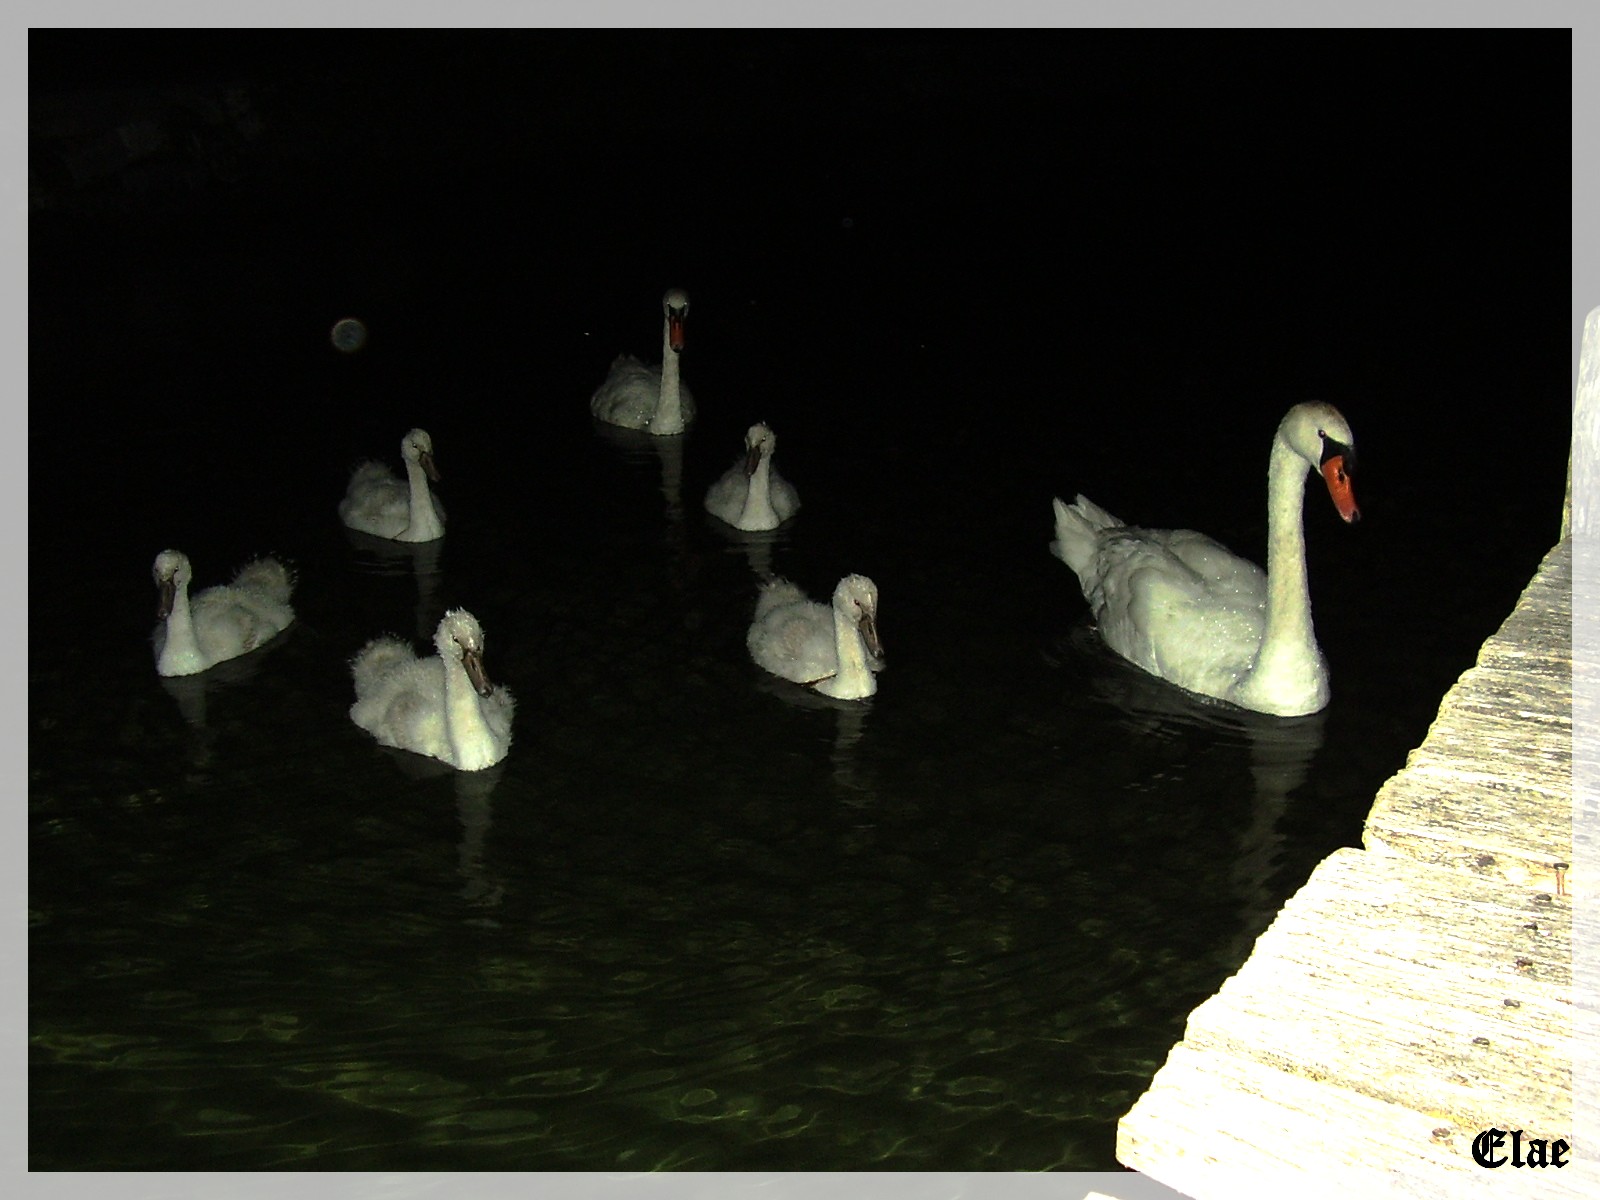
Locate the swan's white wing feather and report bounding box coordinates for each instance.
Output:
[350,652,452,760]
[703,464,750,524]
[339,462,409,537]
[747,582,837,684]
[767,471,801,524]
[478,688,516,751]
[705,457,800,532]
[339,461,445,541]
[591,356,697,430]
[179,566,295,668]
[1080,526,1266,699]
[349,619,514,771]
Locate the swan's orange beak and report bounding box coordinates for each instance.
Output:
[1321,456,1360,523]
[421,450,441,482]
[668,310,687,353]
[157,577,176,620]
[744,440,763,476]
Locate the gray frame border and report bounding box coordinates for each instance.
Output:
[13,5,1593,1199]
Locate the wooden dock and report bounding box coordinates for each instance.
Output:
[1114,311,1595,1200]
[1116,539,1581,1199]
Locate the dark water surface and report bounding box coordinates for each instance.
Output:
[29,31,1570,1171]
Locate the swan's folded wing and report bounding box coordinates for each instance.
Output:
[482,687,515,751]
[704,466,748,522]
[1161,529,1265,594]
[350,636,418,699]
[751,578,807,622]
[339,463,408,531]
[590,357,658,421]
[232,557,294,602]
[769,473,801,521]
[748,599,835,684]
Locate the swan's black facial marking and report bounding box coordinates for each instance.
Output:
[1318,430,1356,477]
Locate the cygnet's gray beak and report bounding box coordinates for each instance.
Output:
[460,642,494,697]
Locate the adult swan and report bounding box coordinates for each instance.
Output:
[1050,401,1359,717]
[590,288,695,435]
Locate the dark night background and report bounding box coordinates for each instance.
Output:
[28,28,1572,1172]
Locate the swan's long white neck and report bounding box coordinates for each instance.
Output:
[404,458,444,542]
[819,605,876,700]
[442,651,497,771]
[653,317,686,435]
[740,452,779,528]
[158,579,203,674]
[1246,433,1327,710]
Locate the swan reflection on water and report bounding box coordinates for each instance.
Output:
[592,420,699,601]
[156,627,295,780]
[372,744,508,915]
[704,519,796,584]
[1051,621,1327,960]
[341,524,445,641]
[753,671,876,801]
[592,418,687,521]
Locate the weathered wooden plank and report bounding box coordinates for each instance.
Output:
[1117,529,1581,1199]
[1367,774,1570,831]
[1440,659,1573,704]
[1121,1040,1591,1200]
[1393,726,1570,776]
[1180,850,1572,1120]
[1365,776,1571,889]
[1119,854,1583,1198]
[1260,849,1573,988]
[1363,537,1573,889]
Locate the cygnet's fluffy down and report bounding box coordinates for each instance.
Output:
[747,574,883,700]
[339,427,446,542]
[705,422,800,531]
[152,549,295,677]
[349,608,514,771]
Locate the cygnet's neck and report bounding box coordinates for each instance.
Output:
[740,452,780,530]
[403,458,444,542]
[158,580,203,675]
[441,649,497,771]
[818,604,876,699]
[653,320,686,435]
